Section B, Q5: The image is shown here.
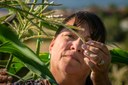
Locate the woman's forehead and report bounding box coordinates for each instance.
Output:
[66,17,75,25]
[65,17,90,31]
[65,18,90,35]
[60,28,91,38]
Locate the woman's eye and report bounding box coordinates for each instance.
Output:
[65,34,75,39]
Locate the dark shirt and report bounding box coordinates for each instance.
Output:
[12,76,93,85]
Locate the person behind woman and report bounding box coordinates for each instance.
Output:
[0,11,111,85]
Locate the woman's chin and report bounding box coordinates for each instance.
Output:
[59,59,82,74]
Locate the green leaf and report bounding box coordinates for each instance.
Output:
[9,57,24,74]
[110,48,128,65]
[39,53,50,63]
[0,24,55,81]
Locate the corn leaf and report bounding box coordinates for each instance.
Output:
[39,53,50,63]
[110,48,128,65]
[0,24,55,81]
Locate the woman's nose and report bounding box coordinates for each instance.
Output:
[70,38,83,53]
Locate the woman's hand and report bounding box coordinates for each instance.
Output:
[82,40,111,85]
[0,68,12,85]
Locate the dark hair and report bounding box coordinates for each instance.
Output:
[55,11,106,43]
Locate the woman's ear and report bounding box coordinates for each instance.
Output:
[49,38,55,53]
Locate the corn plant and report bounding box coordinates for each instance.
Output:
[0,0,63,84]
[0,0,128,85]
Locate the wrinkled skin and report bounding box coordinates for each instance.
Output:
[49,18,111,85]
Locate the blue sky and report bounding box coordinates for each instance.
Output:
[48,0,128,8]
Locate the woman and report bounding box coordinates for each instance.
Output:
[0,11,111,85]
[49,11,111,85]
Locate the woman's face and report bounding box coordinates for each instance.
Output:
[49,18,91,76]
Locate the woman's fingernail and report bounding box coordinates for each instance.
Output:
[81,44,86,49]
[86,40,93,44]
[84,50,91,56]
[82,44,90,50]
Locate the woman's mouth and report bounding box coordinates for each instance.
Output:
[62,53,80,64]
